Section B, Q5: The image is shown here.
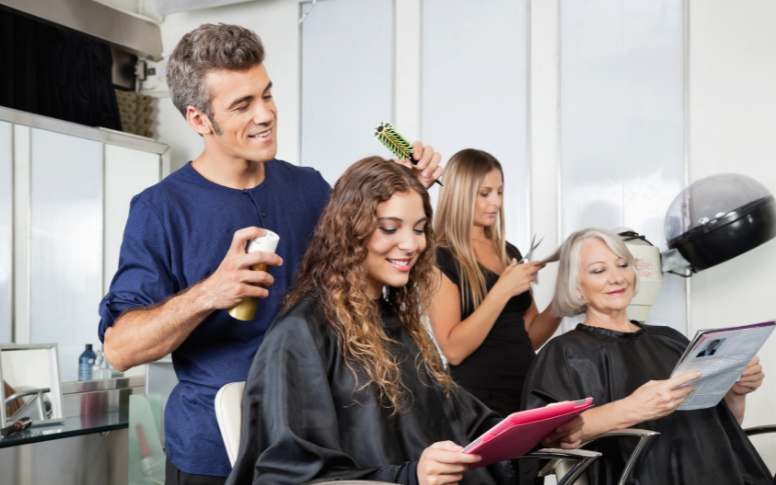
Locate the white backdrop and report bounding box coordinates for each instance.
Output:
[559,0,687,334]
[300,0,394,185]
[422,0,530,249]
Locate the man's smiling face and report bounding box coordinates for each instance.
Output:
[202,63,278,163]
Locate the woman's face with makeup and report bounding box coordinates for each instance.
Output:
[364,191,428,299]
[577,237,635,314]
[473,169,503,228]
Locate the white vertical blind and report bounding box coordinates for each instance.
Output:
[30,129,104,382]
[0,122,11,343]
[300,0,394,185]
[422,0,530,247]
[559,0,686,333]
[104,145,161,295]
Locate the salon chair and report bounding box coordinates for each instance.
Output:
[745,424,776,438]
[745,425,776,480]
[4,387,52,421]
[215,382,601,485]
[540,429,661,485]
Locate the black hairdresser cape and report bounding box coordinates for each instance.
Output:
[225,293,517,485]
[522,323,775,485]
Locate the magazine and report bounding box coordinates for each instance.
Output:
[670,320,775,411]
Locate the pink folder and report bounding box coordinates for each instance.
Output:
[463,398,594,468]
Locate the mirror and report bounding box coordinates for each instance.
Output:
[0,344,64,428]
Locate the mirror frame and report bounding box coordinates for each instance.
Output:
[0,343,64,428]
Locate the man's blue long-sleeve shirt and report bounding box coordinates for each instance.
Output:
[98,160,331,476]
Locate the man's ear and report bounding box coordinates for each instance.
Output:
[186,106,213,136]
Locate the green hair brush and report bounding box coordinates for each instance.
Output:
[374,122,443,187]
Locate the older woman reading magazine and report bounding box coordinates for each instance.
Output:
[522,228,772,485]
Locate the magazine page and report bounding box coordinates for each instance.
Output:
[671,321,775,411]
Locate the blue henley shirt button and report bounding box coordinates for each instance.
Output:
[261,211,267,217]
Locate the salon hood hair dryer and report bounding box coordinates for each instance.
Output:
[616,173,776,322]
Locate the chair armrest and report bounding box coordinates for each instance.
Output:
[582,429,660,485]
[744,425,776,437]
[580,428,660,447]
[522,448,601,485]
[539,429,659,485]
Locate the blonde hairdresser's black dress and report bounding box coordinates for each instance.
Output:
[436,244,535,418]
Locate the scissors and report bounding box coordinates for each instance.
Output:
[519,234,544,264]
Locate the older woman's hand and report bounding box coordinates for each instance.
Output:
[729,356,764,397]
[541,416,585,449]
[619,371,701,423]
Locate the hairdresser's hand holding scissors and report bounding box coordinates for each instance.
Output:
[492,234,546,296]
[199,227,284,309]
[496,260,545,298]
[396,141,444,189]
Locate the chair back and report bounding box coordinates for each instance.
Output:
[214,381,246,466]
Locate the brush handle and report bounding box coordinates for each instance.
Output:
[405,155,443,187]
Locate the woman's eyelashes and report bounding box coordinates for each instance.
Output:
[591,261,629,274]
[378,225,426,235]
[479,190,503,197]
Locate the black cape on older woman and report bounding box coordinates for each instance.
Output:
[225,292,518,485]
[522,322,774,485]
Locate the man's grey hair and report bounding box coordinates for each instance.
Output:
[166,23,265,123]
[552,228,640,317]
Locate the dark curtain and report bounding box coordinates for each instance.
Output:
[0,6,122,130]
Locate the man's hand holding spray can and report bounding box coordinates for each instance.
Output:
[228,230,280,321]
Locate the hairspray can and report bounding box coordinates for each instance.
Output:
[228,230,280,321]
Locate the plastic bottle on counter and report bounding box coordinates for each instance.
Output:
[78,344,97,381]
[92,350,106,379]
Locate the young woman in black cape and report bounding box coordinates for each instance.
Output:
[225,158,583,485]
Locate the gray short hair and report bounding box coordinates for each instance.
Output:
[552,228,640,317]
[166,24,265,121]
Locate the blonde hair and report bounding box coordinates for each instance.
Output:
[435,149,510,310]
[552,228,640,317]
[285,157,454,414]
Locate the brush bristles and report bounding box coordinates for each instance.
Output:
[374,122,413,160]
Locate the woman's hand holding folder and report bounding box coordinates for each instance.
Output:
[540,415,586,449]
[418,441,481,485]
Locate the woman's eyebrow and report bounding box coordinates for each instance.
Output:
[415,217,428,225]
[377,217,402,223]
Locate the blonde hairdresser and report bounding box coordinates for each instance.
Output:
[428,148,562,419]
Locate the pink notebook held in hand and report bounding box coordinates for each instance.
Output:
[462,398,594,468]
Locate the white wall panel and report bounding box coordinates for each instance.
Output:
[104,145,161,295]
[688,0,776,462]
[422,0,529,247]
[301,0,394,185]
[559,0,686,333]
[30,129,103,382]
[0,122,11,343]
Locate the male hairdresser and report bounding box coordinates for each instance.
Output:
[98,24,442,485]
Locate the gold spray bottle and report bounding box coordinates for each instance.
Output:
[228,230,280,321]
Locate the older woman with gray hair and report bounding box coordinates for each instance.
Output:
[521,228,772,485]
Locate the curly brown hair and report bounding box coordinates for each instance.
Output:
[286,157,454,413]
